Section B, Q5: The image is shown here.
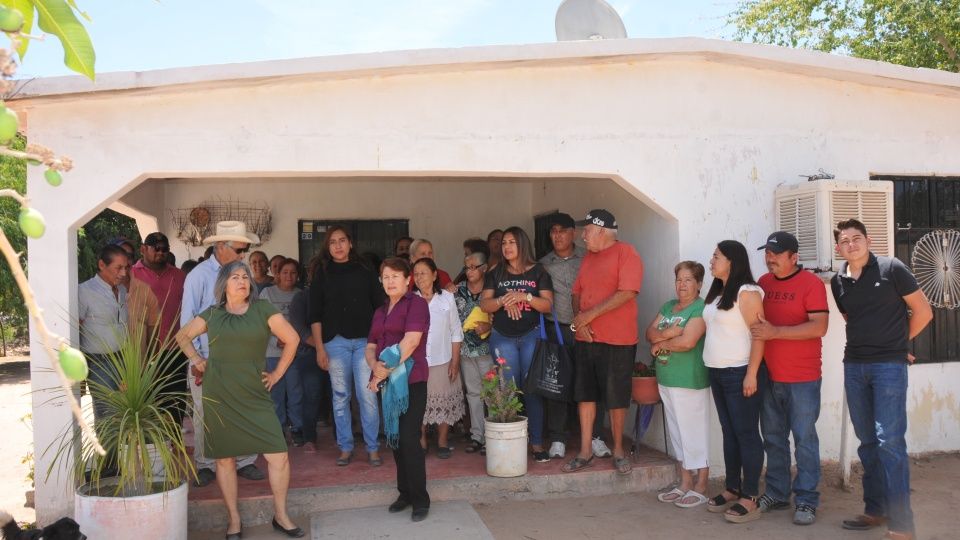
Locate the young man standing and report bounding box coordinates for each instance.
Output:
[750,231,828,525]
[831,219,932,540]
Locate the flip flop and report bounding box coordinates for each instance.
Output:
[561,455,595,473]
[613,456,632,475]
[674,490,708,508]
[657,487,686,503]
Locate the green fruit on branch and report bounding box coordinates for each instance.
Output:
[0,6,24,33]
[0,107,19,143]
[58,346,89,381]
[44,169,63,186]
[18,207,46,238]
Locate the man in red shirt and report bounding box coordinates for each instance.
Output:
[562,210,643,476]
[750,231,829,526]
[130,232,188,427]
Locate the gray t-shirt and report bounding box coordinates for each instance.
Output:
[259,286,300,357]
[539,245,586,324]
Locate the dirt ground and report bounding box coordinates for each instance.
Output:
[3,352,958,539]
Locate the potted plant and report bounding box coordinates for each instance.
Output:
[480,356,527,478]
[47,325,194,540]
[631,361,660,405]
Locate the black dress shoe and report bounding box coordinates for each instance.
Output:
[224,525,242,539]
[237,464,266,481]
[271,517,304,538]
[388,497,410,513]
[411,507,429,522]
[194,467,216,487]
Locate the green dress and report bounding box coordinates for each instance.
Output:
[199,300,287,458]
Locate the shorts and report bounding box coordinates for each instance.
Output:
[573,341,636,409]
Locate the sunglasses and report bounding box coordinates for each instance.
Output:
[230,244,250,255]
[148,244,170,253]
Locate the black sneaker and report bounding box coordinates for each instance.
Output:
[533,450,550,463]
[757,493,790,512]
[388,497,410,513]
[194,467,216,487]
[291,430,305,447]
[237,463,266,481]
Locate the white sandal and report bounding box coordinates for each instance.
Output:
[657,487,686,503]
[675,490,708,508]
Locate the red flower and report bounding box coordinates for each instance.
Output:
[484,370,496,381]
[495,357,506,365]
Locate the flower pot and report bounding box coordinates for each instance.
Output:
[631,376,660,405]
[75,478,187,540]
[484,416,528,478]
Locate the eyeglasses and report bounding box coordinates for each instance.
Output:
[465,264,485,271]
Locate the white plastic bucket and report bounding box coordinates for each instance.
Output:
[484,416,528,477]
[75,479,187,540]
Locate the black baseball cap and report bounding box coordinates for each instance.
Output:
[576,209,617,230]
[143,232,170,248]
[757,231,799,254]
[548,212,576,229]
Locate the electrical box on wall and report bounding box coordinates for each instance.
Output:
[775,180,893,272]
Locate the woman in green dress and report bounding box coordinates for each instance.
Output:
[177,260,305,539]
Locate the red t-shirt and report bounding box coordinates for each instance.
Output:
[572,242,643,345]
[758,269,829,383]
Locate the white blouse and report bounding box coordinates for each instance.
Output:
[702,284,764,369]
[417,289,464,367]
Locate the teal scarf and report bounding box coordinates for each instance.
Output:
[379,344,411,448]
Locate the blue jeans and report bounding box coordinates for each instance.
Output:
[326,335,380,453]
[489,327,544,446]
[760,378,821,507]
[844,362,913,534]
[265,356,304,431]
[709,364,766,497]
[297,344,331,443]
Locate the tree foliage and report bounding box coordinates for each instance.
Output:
[76,209,138,282]
[0,134,27,342]
[1,0,95,79]
[729,0,960,72]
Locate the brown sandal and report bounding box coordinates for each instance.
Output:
[724,496,762,523]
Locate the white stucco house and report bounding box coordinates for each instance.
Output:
[15,37,960,521]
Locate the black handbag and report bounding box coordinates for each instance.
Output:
[526,312,573,402]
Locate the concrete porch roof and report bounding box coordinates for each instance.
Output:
[14,37,960,105]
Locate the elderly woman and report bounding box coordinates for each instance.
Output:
[260,258,305,446]
[702,240,766,523]
[249,250,274,293]
[309,226,384,466]
[480,226,554,462]
[455,251,493,454]
[646,261,711,508]
[366,257,431,522]
[408,238,454,291]
[176,261,304,539]
[413,257,465,459]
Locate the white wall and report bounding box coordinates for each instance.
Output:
[22,47,960,518]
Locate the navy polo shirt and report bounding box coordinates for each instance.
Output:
[830,253,920,363]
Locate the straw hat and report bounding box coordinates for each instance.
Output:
[203,221,260,245]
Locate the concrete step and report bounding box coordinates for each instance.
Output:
[188,446,676,530]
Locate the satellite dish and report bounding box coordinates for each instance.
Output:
[555,0,627,41]
[911,229,960,309]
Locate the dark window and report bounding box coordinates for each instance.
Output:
[297,219,409,272]
[534,211,560,260]
[872,175,960,364]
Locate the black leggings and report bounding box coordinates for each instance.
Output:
[393,381,430,509]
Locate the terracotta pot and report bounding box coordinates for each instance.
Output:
[631,376,660,405]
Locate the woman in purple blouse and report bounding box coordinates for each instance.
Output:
[365,257,431,522]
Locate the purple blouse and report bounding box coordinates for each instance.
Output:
[368,291,431,384]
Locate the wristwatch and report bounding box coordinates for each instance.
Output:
[525,293,533,303]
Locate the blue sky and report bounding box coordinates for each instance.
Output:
[16,0,738,79]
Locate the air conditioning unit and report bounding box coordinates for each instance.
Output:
[774,180,893,272]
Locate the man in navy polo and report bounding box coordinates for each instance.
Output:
[831,218,932,540]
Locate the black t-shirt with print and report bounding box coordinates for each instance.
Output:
[483,263,553,337]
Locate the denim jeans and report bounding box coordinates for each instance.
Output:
[709,364,766,497]
[297,344,331,443]
[265,356,304,432]
[760,378,821,507]
[326,335,381,453]
[490,327,544,446]
[844,362,913,534]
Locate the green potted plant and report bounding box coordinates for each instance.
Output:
[47,325,194,540]
[480,356,527,477]
[631,361,660,405]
